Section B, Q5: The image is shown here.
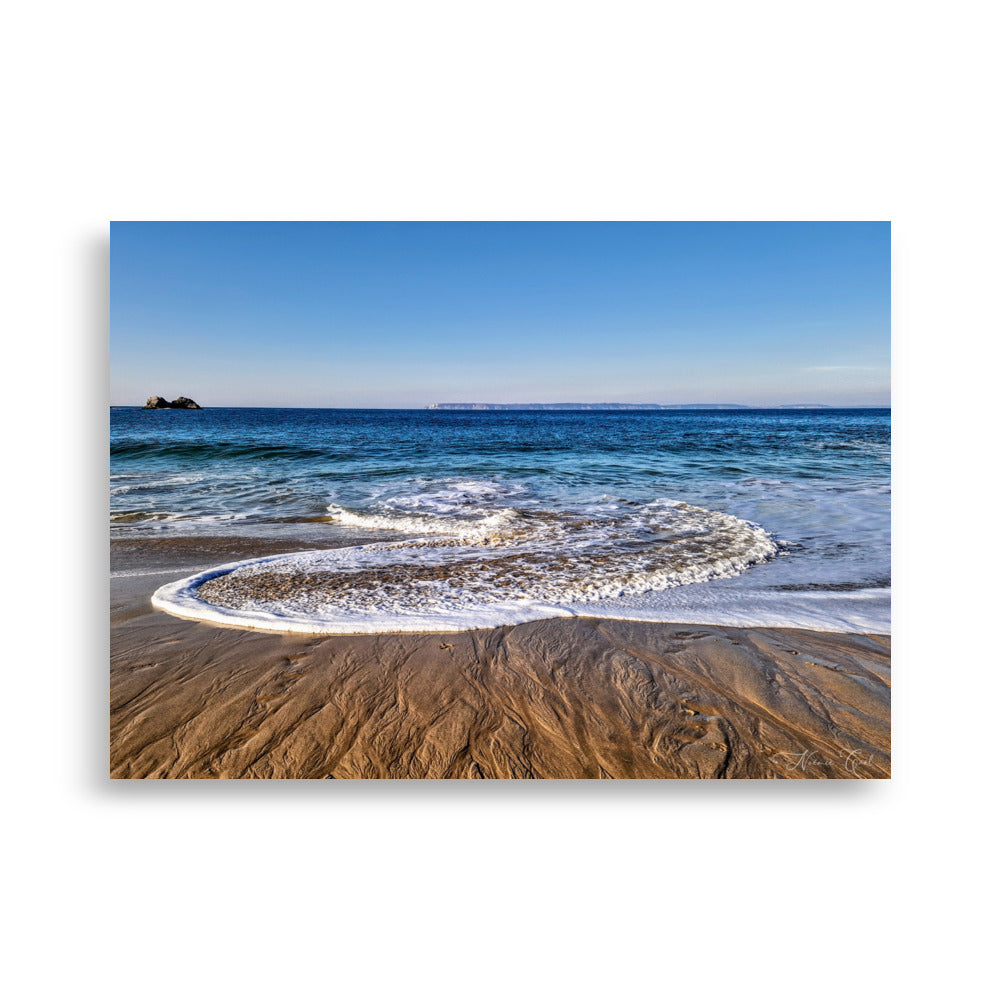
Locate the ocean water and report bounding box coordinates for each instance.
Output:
[110,408,890,634]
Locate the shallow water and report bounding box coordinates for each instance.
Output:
[111,407,890,632]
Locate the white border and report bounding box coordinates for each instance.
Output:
[7,1,993,996]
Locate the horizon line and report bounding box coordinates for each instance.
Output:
[110,402,891,410]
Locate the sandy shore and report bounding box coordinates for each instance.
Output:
[111,538,890,779]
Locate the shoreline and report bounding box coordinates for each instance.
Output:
[117,533,890,637]
[111,537,890,779]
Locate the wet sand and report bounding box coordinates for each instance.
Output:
[111,537,890,779]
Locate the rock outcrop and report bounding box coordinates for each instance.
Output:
[143,396,202,409]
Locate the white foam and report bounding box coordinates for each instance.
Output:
[326,502,518,541]
[577,585,890,634]
[110,510,250,524]
[153,561,577,634]
[110,473,205,495]
[152,496,788,634]
[152,559,888,635]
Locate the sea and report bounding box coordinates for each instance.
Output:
[110,407,890,634]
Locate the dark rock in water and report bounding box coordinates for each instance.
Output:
[143,395,202,409]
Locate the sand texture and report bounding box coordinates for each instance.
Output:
[111,601,889,779]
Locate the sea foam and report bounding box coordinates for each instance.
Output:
[152,493,781,633]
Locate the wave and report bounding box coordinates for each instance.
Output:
[111,510,250,524]
[152,486,781,633]
[110,439,340,462]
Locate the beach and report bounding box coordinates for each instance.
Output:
[112,537,889,779]
[111,407,890,778]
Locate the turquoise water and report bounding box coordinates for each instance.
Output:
[111,408,890,633]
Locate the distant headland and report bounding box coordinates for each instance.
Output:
[143,396,202,410]
[427,402,835,411]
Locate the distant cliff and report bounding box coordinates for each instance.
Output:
[427,402,837,411]
[143,396,202,410]
[427,402,752,411]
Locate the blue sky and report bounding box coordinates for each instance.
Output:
[111,222,889,407]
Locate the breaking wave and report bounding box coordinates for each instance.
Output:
[152,481,780,633]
